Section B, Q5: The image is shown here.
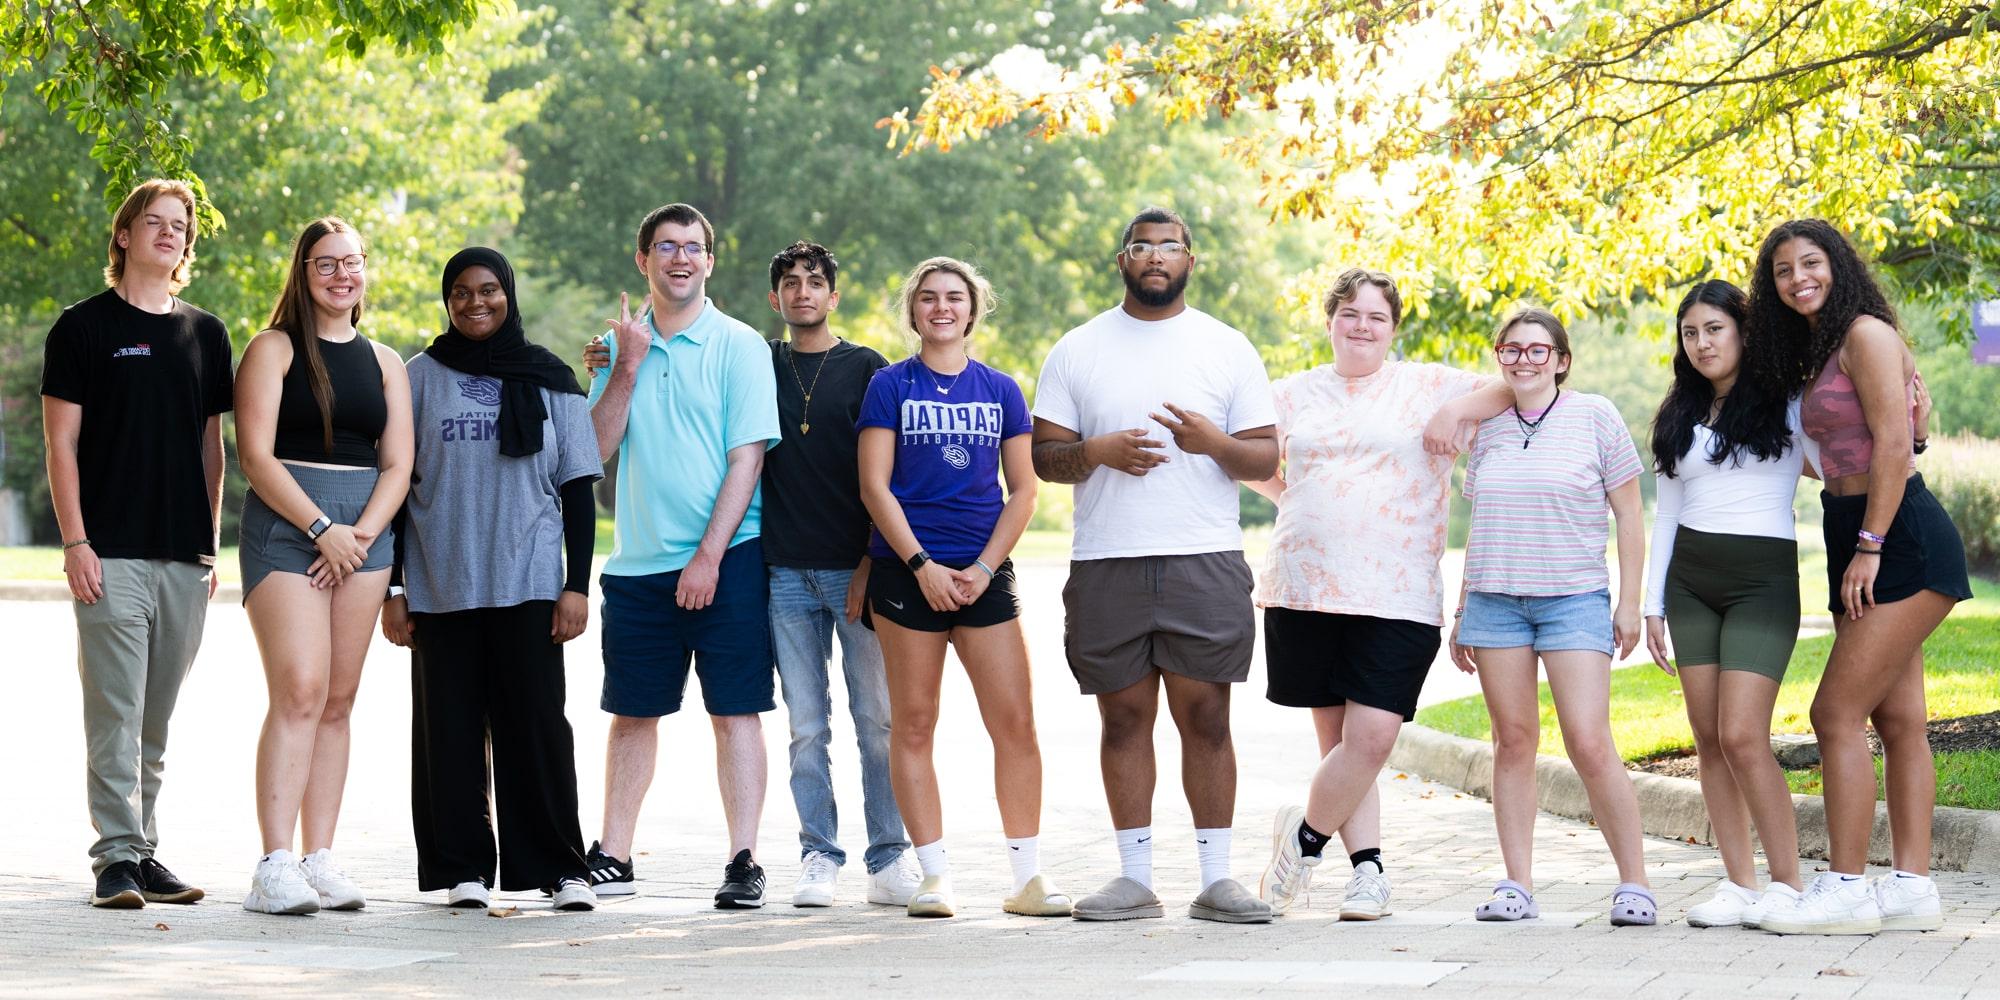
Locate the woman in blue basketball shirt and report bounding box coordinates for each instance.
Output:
[857,256,1069,920]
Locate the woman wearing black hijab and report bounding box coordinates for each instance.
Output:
[381,247,602,911]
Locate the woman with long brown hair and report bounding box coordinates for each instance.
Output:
[235,217,412,914]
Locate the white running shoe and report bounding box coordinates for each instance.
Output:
[1686,880,1760,927]
[1339,862,1391,920]
[793,851,840,907]
[867,852,923,906]
[447,880,490,909]
[244,850,320,915]
[549,877,597,912]
[1875,871,1944,932]
[1258,805,1321,913]
[1761,872,1881,935]
[299,848,366,910]
[1742,882,1802,929]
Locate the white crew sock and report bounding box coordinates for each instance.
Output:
[914,839,948,878]
[1196,828,1232,889]
[1006,836,1040,892]
[1115,827,1154,889]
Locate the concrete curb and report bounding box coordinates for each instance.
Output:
[0,579,242,602]
[1388,721,2000,873]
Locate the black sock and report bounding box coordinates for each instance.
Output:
[1349,848,1382,872]
[1296,820,1329,858]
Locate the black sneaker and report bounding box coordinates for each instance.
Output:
[137,858,205,904]
[715,849,766,909]
[91,860,145,909]
[584,841,635,897]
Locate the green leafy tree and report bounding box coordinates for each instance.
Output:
[890,0,2000,342]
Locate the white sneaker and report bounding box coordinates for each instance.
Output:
[549,877,596,912]
[1258,805,1321,913]
[244,850,320,915]
[1875,871,1944,931]
[447,880,490,909]
[1742,882,1802,929]
[1339,861,1391,920]
[1686,880,1760,927]
[1761,872,1881,935]
[299,848,366,910]
[866,852,923,906]
[793,851,840,907]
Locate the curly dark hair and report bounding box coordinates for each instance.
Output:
[1650,280,1792,478]
[1745,218,1898,398]
[768,240,838,291]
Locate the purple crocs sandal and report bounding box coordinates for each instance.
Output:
[1474,880,1539,921]
[1609,883,1657,926]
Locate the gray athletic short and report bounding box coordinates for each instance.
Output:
[238,464,393,601]
[1061,551,1256,695]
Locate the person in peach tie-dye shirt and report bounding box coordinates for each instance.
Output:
[1251,269,1507,919]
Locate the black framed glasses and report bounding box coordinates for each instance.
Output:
[1495,344,1558,365]
[310,254,367,277]
[649,241,709,260]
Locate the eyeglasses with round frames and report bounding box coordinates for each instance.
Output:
[310,254,367,277]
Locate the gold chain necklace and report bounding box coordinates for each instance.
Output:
[786,340,835,434]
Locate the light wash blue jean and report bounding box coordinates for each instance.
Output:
[768,565,908,872]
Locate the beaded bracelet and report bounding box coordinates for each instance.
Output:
[1857,529,1887,546]
[61,538,90,550]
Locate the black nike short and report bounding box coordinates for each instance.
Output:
[865,556,1021,633]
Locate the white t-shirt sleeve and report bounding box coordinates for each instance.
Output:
[1645,461,1683,619]
[1031,338,1080,433]
[1223,337,1277,434]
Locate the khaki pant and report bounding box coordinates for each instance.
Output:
[75,558,210,873]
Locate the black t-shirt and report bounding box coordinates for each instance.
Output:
[761,338,888,568]
[41,290,234,565]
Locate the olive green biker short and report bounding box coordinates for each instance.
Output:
[1662,526,1800,681]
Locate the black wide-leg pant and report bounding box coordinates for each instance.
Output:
[410,600,588,892]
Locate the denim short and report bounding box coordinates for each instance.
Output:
[1456,589,1614,656]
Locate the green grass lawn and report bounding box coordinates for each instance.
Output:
[1415,612,2000,810]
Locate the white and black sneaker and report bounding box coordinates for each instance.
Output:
[584,841,635,897]
[715,849,766,909]
[447,879,490,909]
[548,876,596,912]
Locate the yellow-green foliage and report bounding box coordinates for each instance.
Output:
[1926,434,2000,576]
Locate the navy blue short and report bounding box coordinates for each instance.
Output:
[599,538,775,718]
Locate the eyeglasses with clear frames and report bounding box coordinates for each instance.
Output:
[1494,344,1558,365]
[650,241,709,260]
[310,254,367,277]
[1123,241,1188,261]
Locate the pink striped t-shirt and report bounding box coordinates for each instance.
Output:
[1462,391,1642,596]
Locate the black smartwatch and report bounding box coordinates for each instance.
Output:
[906,550,931,572]
[306,515,333,540]
[1913,437,1929,455]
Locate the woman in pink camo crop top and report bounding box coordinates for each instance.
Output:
[1747,218,1969,936]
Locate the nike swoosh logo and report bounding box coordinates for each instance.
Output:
[1196,839,1207,844]
[884,599,905,610]
[1136,837,1150,844]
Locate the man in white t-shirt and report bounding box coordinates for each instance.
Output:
[1032,207,1279,924]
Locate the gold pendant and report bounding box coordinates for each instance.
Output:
[799,422,810,434]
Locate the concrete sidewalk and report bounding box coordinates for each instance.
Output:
[2,567,1995,998]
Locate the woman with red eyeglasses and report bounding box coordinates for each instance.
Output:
[1447,307,1659,927]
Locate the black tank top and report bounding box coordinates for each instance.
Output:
[273,334,387,466]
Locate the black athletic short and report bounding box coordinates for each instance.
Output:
[866,557,1021,633]
[1262,607,1442,721]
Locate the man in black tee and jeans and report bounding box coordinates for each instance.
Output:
[41,179,233,909]
[585,241,918,906]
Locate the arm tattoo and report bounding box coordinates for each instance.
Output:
[1032,439,1092,484]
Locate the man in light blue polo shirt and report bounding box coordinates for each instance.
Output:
[583,202,782,908]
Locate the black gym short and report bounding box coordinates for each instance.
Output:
[1262,607,1442,721]
[866,556,1021,633]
